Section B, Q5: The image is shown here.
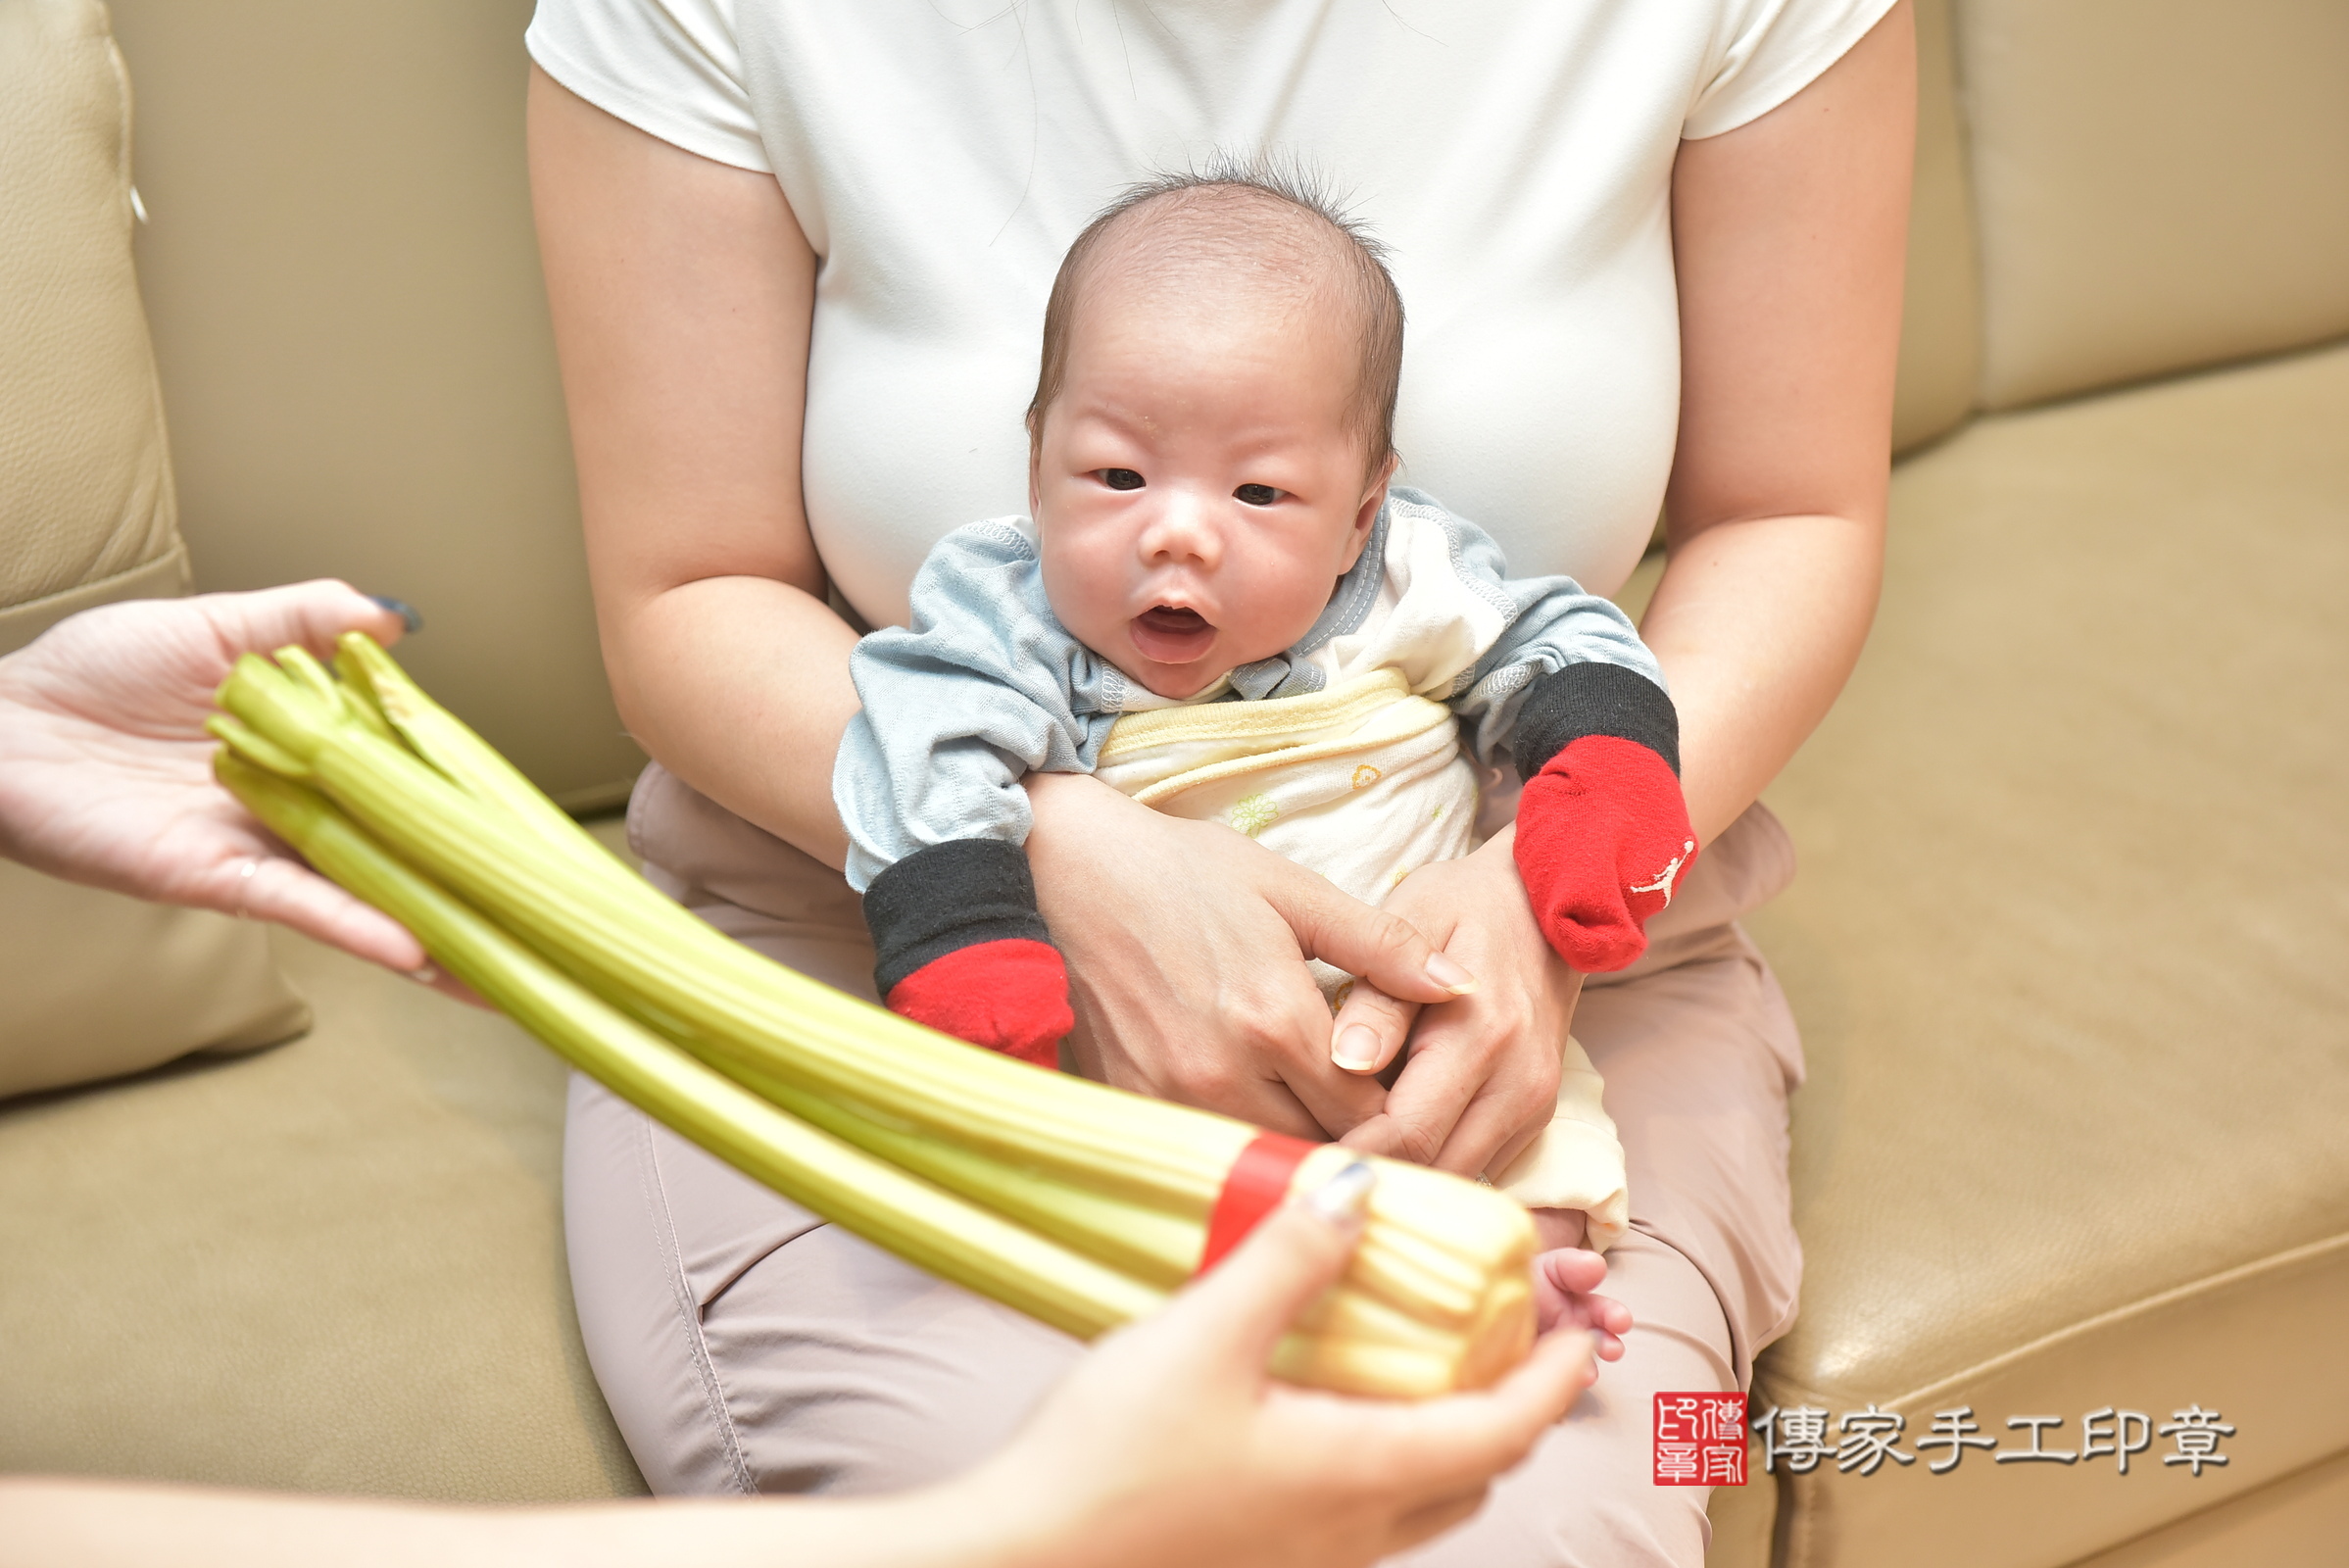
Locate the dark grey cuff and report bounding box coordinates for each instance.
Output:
[1509,661,1681,780]
[863,837,1052,996]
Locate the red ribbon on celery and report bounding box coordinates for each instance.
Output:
[1197,1132,1319,1272]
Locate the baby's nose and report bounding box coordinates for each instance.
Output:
[1137,491,1224,567]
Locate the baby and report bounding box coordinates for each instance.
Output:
[833,172,1695,1260]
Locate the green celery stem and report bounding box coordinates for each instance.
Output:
[213,753,1161,1340]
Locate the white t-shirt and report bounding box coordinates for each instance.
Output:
[527,0,1894,630]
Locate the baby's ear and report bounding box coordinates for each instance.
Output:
[1340,455,1395,568]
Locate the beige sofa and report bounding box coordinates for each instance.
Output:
[3,2,2344,1563]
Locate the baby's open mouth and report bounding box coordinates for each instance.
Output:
[1129,604,1217,663]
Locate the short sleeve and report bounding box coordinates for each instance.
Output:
[525,0,770,172]
[1683,0,1902,139]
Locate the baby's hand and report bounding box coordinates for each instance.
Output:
[1507,662,1696,974]
[1512,733,1695,973]
[1530,1222,1631,1358]
[863,840,1071,1068]
[888,939,1071,1068]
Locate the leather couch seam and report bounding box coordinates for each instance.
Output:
[0,539,187,621]
[1769,1228,2349,1411]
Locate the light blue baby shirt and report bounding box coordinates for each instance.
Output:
[832,487,1662,892]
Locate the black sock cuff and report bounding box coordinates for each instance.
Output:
[864,838,1052,997]
[1510,661,1681,781]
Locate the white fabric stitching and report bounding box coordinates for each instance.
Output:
[636,1115,759,1494]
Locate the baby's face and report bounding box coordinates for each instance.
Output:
[1031,281,1390,700]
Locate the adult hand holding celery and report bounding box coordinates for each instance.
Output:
[209,634,1540,1396]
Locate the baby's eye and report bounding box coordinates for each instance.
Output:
[1235,483,1283,507]
[1099,468,1146,491]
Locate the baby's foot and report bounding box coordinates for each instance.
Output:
[1531,1242,1633,1359]
[1532,1206,1589,1252]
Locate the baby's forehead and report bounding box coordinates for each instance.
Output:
[1079,191,1366,316]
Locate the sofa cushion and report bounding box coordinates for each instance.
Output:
[1747,342,2349,1566]
[2069,1447,2349,1568]
[0,0,311,1097]
[1956,0,2349,410]
[0,0,181,653]
[1888,0,1979,457]
[0,866,314,1100]
[105,0,645,811]
[0,921,645,1500]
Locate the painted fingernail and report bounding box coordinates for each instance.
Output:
[1308,1160,1377,1224]
[1425,951,1478,995]
[1333,1024,1382,1070]
[367,596,423,633]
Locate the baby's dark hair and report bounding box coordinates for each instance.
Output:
[1025,157,1404,482]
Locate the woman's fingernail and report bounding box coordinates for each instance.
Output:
[1425,951,1479,995]
[409,963,441,985]
[1308,1160,1378,1224]
[1332,1024,1382,1070]
[367,596,423,633]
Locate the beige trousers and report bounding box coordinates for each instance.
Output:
[564,763,1804,1564]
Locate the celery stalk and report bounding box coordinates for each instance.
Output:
[213,640,1540,1391]
[334,632,628,874]
[220,651,1255,1206]
[213,752,1161,1341]
[711,1051,1203,1288]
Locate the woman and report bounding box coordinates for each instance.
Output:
[527,1,1912,1559]
[0,581,1600,1567]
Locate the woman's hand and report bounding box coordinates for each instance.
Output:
[959,1166,1594,1568]
[1026,771,1479,1141]
[1329,826,1580,1178]
[0,583,430,975]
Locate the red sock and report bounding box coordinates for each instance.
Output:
[1512,734,1697,972]
[885,938,1072,1068]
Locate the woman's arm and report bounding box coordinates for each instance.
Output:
[0,1176,1595,1568]
[528,67,858,867]
[1647,1,1915,841]
[1337,2,1916,1171]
